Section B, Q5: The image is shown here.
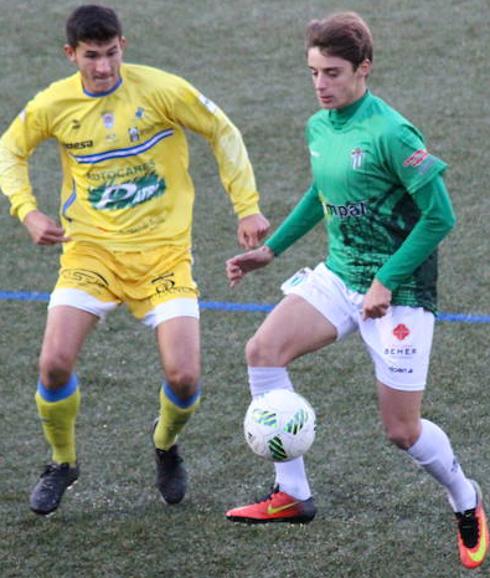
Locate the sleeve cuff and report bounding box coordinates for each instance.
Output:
[15,202,38,222]
[236,202,261,219]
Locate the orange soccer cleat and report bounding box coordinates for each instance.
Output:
[455,480,489,569]
[226,485,316,524]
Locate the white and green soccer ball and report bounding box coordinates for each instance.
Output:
[243,389,316,462]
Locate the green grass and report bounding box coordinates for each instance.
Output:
[1,0,489,576]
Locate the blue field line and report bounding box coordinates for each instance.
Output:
[0,290,488,324]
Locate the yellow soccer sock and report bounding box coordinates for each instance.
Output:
[153,382,201,451]
[35,375,80,466]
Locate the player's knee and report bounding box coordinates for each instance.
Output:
[165,367,200,399]
[384,423,419,450]
[39,351,74,389]
[246,334,284,366]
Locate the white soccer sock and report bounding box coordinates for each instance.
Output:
[274,458,312,501]
[407,418,476,512]
[248,366,311,501]
[247,366,293,398]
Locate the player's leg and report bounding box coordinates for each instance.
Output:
[31,244,120,515]
[226,290,341,524]
[130,248,201,504]
[363,305,488,568]
[151,316,200,505]
[377,383,476,508]
[31,303,99,515]
[377,382,488,568]
[227,266,357,523]
[154,315,201,450]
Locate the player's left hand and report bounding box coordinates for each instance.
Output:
[362,279,392,320]
[237,213,270,249]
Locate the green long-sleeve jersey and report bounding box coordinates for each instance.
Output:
[266,91,456,312]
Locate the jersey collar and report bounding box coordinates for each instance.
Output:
[82,76,123,98]
[329,90,370,128]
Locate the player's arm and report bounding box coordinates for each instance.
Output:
[363,175,456,319]
[375,175,456,290]
[0,102,69,244]
[264,183,324,257]
[362,124,455,319]
[168,80,269,248]
[0,138,38,222]
[226,184,324,287]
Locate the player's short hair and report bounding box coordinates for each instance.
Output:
[65,4,123,47]
[306,11,373,69]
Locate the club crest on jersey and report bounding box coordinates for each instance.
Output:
[351,147,365,170]
[128,127,141,142]
[135,107,145,119]
[101,112,115,129]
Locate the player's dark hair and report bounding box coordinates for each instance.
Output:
[66,4,122,47]
[306,11,373,69]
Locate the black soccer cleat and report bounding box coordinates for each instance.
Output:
[152,419,187,504]
[154,445,187,504]
[30,462,79,516]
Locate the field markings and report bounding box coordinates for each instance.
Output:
[0,290,488,324]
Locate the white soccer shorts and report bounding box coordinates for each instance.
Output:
[281,263,435,391]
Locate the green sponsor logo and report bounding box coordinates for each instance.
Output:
[88,172,166,210]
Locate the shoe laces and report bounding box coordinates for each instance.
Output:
[37,463,70,491]
[457,508,480,549]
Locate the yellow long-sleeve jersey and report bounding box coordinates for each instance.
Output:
[0,63,260,251]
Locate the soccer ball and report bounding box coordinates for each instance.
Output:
[243,389,316,462]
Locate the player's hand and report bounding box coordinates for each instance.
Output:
[226,245,274,287]
[362,278,392,320]
[237,213,270,249]
[23,210,71,245]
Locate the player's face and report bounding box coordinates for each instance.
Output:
[307,48,371,110]
[64,37,126,94]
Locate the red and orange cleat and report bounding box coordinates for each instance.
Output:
[455,480,489,569]
[226,485,316,524]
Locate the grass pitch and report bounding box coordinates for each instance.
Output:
[0,1,489,577]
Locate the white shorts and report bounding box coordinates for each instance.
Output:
[49,288,199,329]
[282,264,435,391]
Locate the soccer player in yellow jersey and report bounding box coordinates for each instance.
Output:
[0,4,269,516]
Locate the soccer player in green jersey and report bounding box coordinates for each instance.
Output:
[0,5,269,516]
[225,11,488,569]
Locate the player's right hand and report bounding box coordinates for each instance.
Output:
[226,245,275,287]
[23,210,71,245]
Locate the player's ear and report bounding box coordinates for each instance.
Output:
[64,44,76,64]
[120,36,127,50]
[358,59,372,78]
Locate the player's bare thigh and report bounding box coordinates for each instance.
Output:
[156,316,200,398]
[39,305,99,388]
[246,294,338,367]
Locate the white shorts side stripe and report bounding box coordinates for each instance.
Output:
[142,298,199,329]
[49,288,118,320]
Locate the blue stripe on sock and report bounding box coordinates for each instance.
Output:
[37,374,79,402]
[163,382,201,409]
